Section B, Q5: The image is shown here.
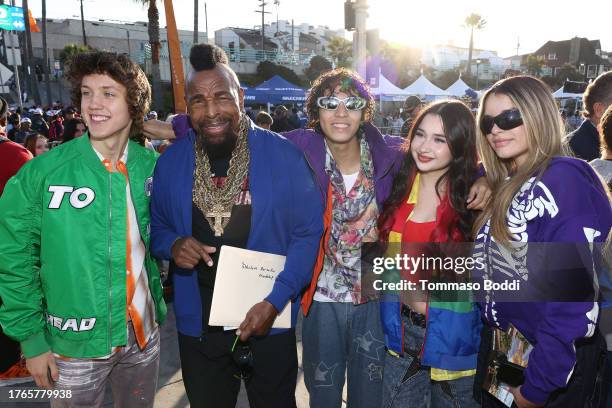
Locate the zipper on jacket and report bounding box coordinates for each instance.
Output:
[107,172,113,353]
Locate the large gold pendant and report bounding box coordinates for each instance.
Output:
[206,203,232,237]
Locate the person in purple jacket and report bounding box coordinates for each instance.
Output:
[472,75,612,407]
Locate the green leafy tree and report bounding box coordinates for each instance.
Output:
[327,36,352,68]
[555,63,584,82]
[433,69,462,90]
[305,56,333,83]
[464,13,486,76]
[60,44,95,65]
[256,61,302,86]
[525,55,543,77]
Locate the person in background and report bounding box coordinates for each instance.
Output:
[47,111,64,143]
[61,118,87,144]
[14,117,35,144]
[0,97,33,385]
[30,108,49,137]
[567,71,612,161]
[271,105,294,133]
[23,133,49,157]
[63,106,77,121]
[400,95,424,137]
[147,111,158,121]
[7,113,20,141]
[254,111,273,129]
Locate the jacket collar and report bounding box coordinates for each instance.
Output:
[76,132,142,173]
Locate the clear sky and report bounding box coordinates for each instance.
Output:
[29,0,612,58]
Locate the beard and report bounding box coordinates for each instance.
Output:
[202,132,237,159]
[193,117,240,160]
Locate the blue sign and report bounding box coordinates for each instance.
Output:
[0,5,25,32]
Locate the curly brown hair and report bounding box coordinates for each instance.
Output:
[305,68,375,131]
[600,103,612,155]
[65,51,151,144]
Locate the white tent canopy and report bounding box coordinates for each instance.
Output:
[552,86,582,99]
[445,78,475,97]
[371,74,407,96]
[403,75,449,97]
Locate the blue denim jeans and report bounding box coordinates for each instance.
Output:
[302,300,385,408]
[382,314,479,408]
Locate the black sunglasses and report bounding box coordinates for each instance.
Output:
[480,109,523,135]
[231,337,254,380]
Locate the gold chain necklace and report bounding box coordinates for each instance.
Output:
[193,114,250,236]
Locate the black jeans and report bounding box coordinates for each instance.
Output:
[178,329,298,408]
[474,325,608,407]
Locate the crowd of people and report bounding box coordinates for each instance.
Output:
[0,43,610,408]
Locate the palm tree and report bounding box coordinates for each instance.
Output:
[327,36,352,68]
[464,13,486,77]
[135,0,164,111]
[79,0,87,46]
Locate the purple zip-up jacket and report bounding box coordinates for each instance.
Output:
[282,124,404,206]
[473,157,612,404]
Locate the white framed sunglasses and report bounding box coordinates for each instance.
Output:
[316,96,367,111]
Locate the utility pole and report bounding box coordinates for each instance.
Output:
[274,0,279,35]
[204,3,208,44]
[8,33,22,111]
[352,0,368,78]
[516,36,520,56]
[42,0,52,105]
[80,0,87,46]
[193,0,198,44]
[291,19,294,52]
[255,1,271,55]
[22,0,40,104]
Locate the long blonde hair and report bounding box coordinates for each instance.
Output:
[473,76,566,244]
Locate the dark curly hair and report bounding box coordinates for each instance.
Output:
[378,100,478,246]
[305,68,375,131]
[65,51,151,144]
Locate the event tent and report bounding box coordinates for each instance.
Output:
[552,86,583,99]
[402,75,449,98]
[244,75,306,104]
[445,78,476,97]
[370,74,409,101]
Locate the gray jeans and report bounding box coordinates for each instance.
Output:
[51,322,160,408]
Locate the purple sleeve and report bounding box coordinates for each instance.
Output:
[521,301,597,404]
[171,114,192,140]
[521,166,610,404]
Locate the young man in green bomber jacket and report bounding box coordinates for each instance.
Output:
[0,51,166,407]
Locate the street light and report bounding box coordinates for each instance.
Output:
[579,62,586,81]
[475,59,481,90]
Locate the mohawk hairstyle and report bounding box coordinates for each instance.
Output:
[189,43,229,71]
